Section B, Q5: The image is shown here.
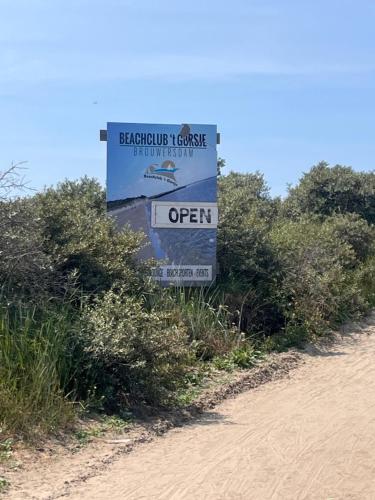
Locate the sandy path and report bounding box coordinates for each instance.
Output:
[64,323,375,500]
[5,317,375,500]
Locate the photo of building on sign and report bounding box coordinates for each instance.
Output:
[106,122,218,285]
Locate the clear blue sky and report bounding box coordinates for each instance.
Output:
[1,0,374,196]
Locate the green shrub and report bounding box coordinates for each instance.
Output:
[0,199,58,302]
[34,177,150,295]
[217,172,283,335]
[270,216,364,337]
[351,256,375,309]
[284,161,375,223]
[80,287,191,408]
[323,213,374,263]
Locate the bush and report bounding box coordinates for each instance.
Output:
[0,199,58,302]
[80,287,191,408]
[270,216,365,338]
[323,213,374,263]
[284,161,375,223]
[351,256,375,309]
[217,172,283,335]
[216,168,374,343]
[34,177,150,295]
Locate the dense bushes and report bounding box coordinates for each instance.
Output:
[34,177,149,295]
[0,161,374,436]
[80,287,190,408]
[0,199,56,301]
[270,217,365,340]
[217,165,374,344]
[274,168,374,336]
[283,161,375,223]
[217,172,283,335]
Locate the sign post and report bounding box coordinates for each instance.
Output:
[105,122,218,286]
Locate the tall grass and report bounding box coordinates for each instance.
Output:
[148,287,242,359]
[0,303,77,438]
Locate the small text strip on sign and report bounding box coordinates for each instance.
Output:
[152,265,213,282]
[151,201,218,229]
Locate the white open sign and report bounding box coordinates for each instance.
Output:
[151,201,218,228]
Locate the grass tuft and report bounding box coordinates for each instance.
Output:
[0,303,76,439]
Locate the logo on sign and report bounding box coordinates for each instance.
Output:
[144,160,178,186]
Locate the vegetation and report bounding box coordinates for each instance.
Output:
[0,303,77,436]
[0,161,374,438]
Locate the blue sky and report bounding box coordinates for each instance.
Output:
[1,0,374,196]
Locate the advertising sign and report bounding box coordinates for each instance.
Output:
[106,122,217,285]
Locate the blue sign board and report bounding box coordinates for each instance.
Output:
[106,122,218,285]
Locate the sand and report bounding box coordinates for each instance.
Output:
[6,315,375,499]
